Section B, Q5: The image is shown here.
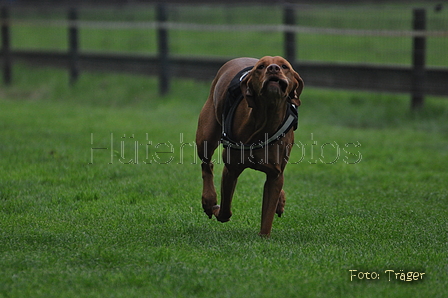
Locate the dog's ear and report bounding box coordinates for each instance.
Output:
[240,71,256,108]
[288,71,304,107]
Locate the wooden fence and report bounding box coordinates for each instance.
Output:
[1,4,448,110]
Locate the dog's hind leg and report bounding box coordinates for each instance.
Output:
[276,189,286,217]
[216,161,244,223]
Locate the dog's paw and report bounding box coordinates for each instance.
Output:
[203,207,213,219]
[213,205,232,223]
[276,204,285,217]
[217,217,231,223]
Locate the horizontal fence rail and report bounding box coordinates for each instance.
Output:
[9,50,448,96]
[1,5,448,109]
[5,19,448,37]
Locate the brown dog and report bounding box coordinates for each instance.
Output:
[196,56,304,236]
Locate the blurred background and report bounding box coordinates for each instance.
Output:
[1,0,447,104]
[1,4,447,296]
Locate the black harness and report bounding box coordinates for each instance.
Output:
[221,66,299,150]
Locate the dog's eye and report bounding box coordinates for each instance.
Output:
[282,65,289,69]
[257,65,265,70]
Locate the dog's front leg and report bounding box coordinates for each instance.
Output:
[196,100,222,219]
[200,162,218,218]
[259,173,284,236]
[197,141,219,218]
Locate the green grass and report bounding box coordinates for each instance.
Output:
[0,64,447,297]
[8,2,448,66]
[1,2,448,296]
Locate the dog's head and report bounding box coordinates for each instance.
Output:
[241,56,304,108]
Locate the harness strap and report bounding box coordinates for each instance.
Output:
[222,103,299,151]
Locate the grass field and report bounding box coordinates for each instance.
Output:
[1,2,448,297]
[0,63,447,297]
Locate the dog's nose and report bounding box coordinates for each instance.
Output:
[267,64,281,74]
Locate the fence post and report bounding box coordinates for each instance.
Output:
[68,8,79,85]
[157,3,170,95]
[411,8,426,110]
[1,6,11,85]
[283,4,296,63]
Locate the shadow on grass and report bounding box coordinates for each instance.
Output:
[146,216,316,250]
